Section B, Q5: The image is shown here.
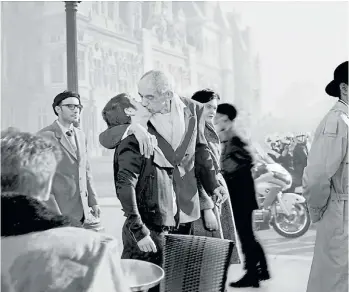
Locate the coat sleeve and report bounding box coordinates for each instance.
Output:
[115,139,150,242]
[302,112,347,222]
[194,104,220,195]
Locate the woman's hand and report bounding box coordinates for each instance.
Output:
[203,209,219,231]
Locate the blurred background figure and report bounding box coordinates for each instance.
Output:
[292,132,309,189]
[214,103,269,288]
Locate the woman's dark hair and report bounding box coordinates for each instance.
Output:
[102,93,136,127]
[191,88,221,104]
[216,103,238,121]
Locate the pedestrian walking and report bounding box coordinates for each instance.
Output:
[303,61,348,292]
[214,103,270,288]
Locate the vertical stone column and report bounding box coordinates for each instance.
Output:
[141,29,153,73]
[65,1,79,93]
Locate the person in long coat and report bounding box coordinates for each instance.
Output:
[303,61,348,292]
[191,89,241,264]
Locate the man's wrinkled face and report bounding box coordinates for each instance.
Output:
[138,78,172,114]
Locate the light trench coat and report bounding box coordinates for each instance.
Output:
[303,100,348,292]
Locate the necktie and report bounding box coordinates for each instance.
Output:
[66,130,77,152]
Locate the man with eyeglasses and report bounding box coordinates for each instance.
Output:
[39,90,101,226]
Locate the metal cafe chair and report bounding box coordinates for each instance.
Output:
[160,234,235,292]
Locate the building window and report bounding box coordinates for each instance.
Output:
[50,54,64,83]
[92,2,99,14]
[78,50,86,81]
[108,2,115,19]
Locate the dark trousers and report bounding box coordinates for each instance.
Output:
[233,207,268,272]
[171,222,193,235]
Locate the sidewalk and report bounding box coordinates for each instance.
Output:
[227,255,312,292]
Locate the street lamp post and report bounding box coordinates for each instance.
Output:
[65,1,79,93]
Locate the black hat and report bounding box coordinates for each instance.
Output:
[325,61,348,98]
[52,90,81,116]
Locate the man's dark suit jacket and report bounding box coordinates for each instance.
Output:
[100,97,220,223]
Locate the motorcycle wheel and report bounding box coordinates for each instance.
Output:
[271,203,311,238]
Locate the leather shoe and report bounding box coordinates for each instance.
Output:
[258,268,271,281]
[229,272,260,288]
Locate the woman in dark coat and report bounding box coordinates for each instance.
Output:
[191,89,241,264]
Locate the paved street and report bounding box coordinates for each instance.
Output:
[257,228,316,259]
[95,157,314,291]
[99,200,316,259]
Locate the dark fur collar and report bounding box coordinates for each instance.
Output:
[1,192,82,237]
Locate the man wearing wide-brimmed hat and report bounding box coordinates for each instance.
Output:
[303,61,348,292]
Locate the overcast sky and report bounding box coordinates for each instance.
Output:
[225,1,348,116]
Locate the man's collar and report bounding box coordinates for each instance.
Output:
[56,120,73,133]
[335,99,349,114]
[173,93,186,110]
[338,99,348,107]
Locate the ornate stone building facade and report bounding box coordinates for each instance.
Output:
[1,1,260,156]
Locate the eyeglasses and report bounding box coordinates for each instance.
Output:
[60,104,83,111]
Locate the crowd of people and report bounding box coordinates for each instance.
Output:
[1,61,348,292]
[262,132,312,191]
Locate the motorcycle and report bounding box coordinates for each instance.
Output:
[252,157,311,238]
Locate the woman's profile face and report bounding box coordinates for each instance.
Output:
[203,98,218,123]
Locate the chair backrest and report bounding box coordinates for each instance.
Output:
[160,234,234,292]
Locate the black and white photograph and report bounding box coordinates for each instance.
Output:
[1,1,348,292]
